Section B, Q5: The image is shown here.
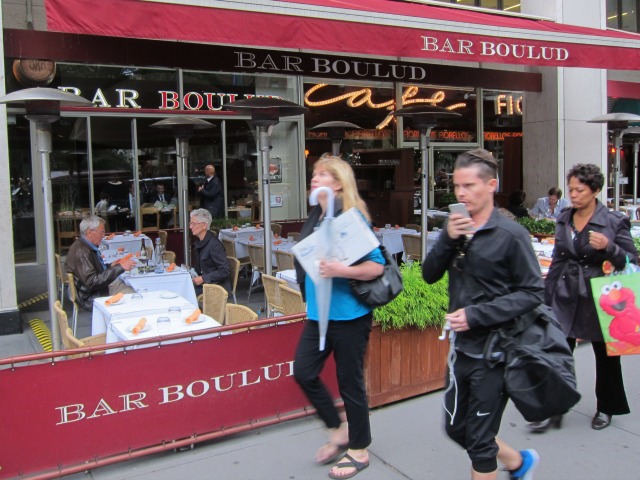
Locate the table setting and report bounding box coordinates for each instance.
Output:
[373,225,418,257]
[102,232,152,254]
[120,265,198,305]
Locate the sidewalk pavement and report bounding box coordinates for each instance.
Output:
[55,343,638,480]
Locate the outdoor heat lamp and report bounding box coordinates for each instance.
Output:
[0,87,92,350]
[150,116,215,265]
[588,112,640,211]
[222,97,308,276]
[393,104,461,257]
[310,121,362,156]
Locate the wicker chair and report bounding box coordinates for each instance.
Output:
[198,284,228,324]
[227,256,240,303]
[225,303,258,332]
[221,238,251,268]
[401,233,422,263]
[405,223,421,232]
[280,284,306,316]
[55,217,79,254]
[261,274,286,317]
[271,223,283,236]
[55,253,69,308]
[158,230,168,248]
[274,250,295,271]
[53,300,106,357]
[66,272,81,336]
[247,243,277,301]
[164,250,176,265]
[141,207,160,231]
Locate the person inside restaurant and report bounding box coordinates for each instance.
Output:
[148,182,173,206]
[198,164,224,219]
[189,208,231,295]
[529,186,571,219]
[506,190,529,218]
[65,215,136,311]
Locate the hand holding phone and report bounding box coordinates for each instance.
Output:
[448,203,470,218]
[448,202,474,237]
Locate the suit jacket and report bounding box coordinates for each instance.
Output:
[199,175,224,218]
[148,192,172,205]
[545,200,638,341]
[65,237,125,310]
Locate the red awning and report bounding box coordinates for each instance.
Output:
[44,0,640,70]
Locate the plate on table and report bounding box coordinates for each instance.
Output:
[184,315,205,324]
[160,292,179,299]
[127,323,151,333]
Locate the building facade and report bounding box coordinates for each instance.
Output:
[0,0,639,334]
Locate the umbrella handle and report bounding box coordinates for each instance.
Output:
[309,186,335,219]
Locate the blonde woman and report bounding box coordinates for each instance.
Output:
[293,154,385,479]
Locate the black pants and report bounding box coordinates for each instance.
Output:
[568,338,630,416]
[294,314,373,450]
[444,352,508,474]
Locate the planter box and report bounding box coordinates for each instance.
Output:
[365,323,448,408]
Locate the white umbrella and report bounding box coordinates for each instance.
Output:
[308,186,336,351]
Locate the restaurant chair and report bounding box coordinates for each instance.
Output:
[199,283,228,324]
[261,274,286,317]
[227,256,240,303]
[158,229,168,248]
[66,273,80,336]
[405,223,421,232]
[53,300,106,357]
[498,207,517,221]
[225,303,258,332]
[164,250,176,264]
[271,223,282,236]
[221,238,251,269]
[248,244,277,301]
[56,216,79,254]
[280,284,306,316]
[402,233,422,263]
[54,253,69,309]
[141,207,160,232]
[274,250,295,271]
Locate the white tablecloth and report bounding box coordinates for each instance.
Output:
[92,290,196,336]
[219,227,266,258]
[102,234,151,254]
[108,310,221,347]
[276,269,299,291]
[122,269,198,305]
[374,228,418,256]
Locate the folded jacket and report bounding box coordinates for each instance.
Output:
[132,317,147,335]
[105,292,124,305]
[185,308,201,324]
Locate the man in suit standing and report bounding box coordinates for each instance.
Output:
[198,164,224,219]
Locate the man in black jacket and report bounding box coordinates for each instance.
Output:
[65,216,136,310]
[423,149,544,480]
[198,164,224,219]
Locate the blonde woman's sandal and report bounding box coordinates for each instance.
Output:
[328,453,369,479]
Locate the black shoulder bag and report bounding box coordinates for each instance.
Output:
[350,245,403,308]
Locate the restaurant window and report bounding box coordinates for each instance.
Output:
[607,0,640,32]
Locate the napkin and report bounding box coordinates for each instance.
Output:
[105,292,124,306]
[133,231,142,237]
[167,263,176,272]
[539,257,552,268]
[117,246,126,253]
[112,253,133,266]
[131,317,147,335]
[274,240,282,245]
[249,235,255,241]
[105,233,116,240]
[185,308,201,325]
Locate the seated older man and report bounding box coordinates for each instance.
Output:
[65,215,136,310]
[189,208,231,295]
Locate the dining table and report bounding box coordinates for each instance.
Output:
[92,289,198,336]
[102,233,152,254]
[121,267,198,305]
[374,226,418,259]
[219,226,265,258]
[238,237,297,267]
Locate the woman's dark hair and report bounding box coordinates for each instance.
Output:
[566,164,605,192]
[548,186,563,198]
[508,189,526,206]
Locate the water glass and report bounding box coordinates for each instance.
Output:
[168,306,181,323]
[157,316,171,334]
[124,230,131,236]
[385,223,391,229]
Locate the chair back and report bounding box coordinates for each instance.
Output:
[227,256,240,303]
[56,217,79,254]
[141,207,160,231]
[55,253,64,282]
[402,233,422,263]
[280,284,306,316]
[201,284,228,324]
[405,223,421,232]
[66,273,79,309]
[62,328,107,359]
[225,303,258,329]
[221,238,235,257]
[53,300,71,345]
[158,230,168,248]
[274,250,295,271]
[271,223,282,236]
[248,244,266,272]
[261,274,286,316]
[164,250,176,264]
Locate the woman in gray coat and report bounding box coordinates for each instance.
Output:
[543,164,637,432]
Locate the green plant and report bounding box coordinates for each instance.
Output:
[209,217,238,231]
[633,236,640,253]
[373,262,448,331]
[516,217,556,235]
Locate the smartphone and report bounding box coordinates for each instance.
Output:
[448,203,470,218]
